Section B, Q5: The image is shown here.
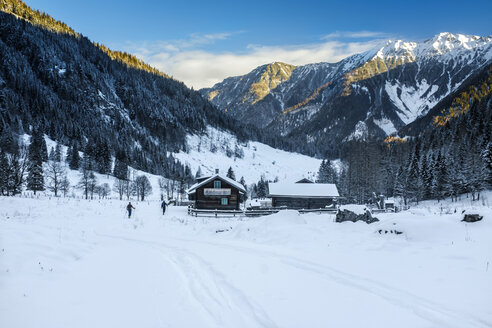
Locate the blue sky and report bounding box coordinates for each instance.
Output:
[25,0,492,88]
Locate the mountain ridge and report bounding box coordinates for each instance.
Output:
[201,32,492,157]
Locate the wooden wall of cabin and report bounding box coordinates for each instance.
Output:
[194,179,241,210]
[272,197,334,209]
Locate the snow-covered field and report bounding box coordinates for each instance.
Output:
[1,194,491,328]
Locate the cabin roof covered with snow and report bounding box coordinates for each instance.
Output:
[268,183,339,198]
[186,174,246,194]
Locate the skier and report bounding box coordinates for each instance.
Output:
[161,200,167,215]
[127,202,135,218]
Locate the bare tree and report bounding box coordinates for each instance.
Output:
[113,178,126,200]
[95,183,110,198]
[46,160,65,196]
[78,161,97,200]
[135,175,152,201]
[158,177,166,200]
[125,168,136,200]
[60,175,70,197]
[166,180,171,200]
[5,146,29,196]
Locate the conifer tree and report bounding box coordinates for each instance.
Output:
[393,165,407,205]
[0,150,9,195]
[113,150,128,180]
[27,129,45,194]
[420,154,433,200]
[317,159,336,183]
[406,144,423,203]
[239,176,248,201]
[69,144,80,170]
[256,177,268,198]
[54,143,62,162]
[432,151,448,202]
[226,167,236,180]
[65,144,73,164]
[482,142,492,187]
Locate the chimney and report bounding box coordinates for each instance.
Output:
[215,168,219,174]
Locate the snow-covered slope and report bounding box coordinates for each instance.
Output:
[173,127,322,184]
[1,192,491,327]
[23,132,322,201]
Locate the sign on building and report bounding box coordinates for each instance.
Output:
[204,188,231,196]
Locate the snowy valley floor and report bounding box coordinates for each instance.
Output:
[0,195,491,328]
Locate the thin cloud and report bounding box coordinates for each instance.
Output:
[120,33,385,89]
[322,30,390,40]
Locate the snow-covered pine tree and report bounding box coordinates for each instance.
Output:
[65,144,73,164]
[393,165,407,205]
[54,143,62,162]
[38,129,48,162]
[27,129,45,194]
[239,176,248,201]
[69,144,80,170]
[482,142,492,187]
[317,159,336,183]
[256,177,268,198]
[406,143,423,203]
[234,143,244,159]
[226,167,236,180]
[0,150,9,195]
[420,154,433,200]
[432,151,449,202]
[113,150,129,180]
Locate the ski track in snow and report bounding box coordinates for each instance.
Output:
[100,233,490,328]
[97,233,278,328]
[194,239,490,328]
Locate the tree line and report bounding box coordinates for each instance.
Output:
[327,91,492,204]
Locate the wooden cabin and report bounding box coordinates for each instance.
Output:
[268,182,339,209]
[187,172,246,210]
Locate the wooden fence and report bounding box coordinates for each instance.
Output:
[187,207,338,217]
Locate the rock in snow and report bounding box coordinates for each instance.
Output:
[462,214,483,223]
[336,208,379,224]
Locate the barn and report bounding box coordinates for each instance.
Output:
[187,172,246,210]
[268,181,339,209]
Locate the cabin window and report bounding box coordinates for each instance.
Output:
[221,198,228,205]
[214,180,221,189]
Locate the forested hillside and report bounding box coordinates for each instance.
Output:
[0,7,252,178]
[335,65,492,203]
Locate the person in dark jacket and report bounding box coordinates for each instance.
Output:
[127,202,135,218]
[161,200,167,215]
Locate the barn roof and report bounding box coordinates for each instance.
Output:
[268,182,339,198]
[186,174,246,194]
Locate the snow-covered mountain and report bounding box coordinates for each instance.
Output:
[202,33,492,155]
